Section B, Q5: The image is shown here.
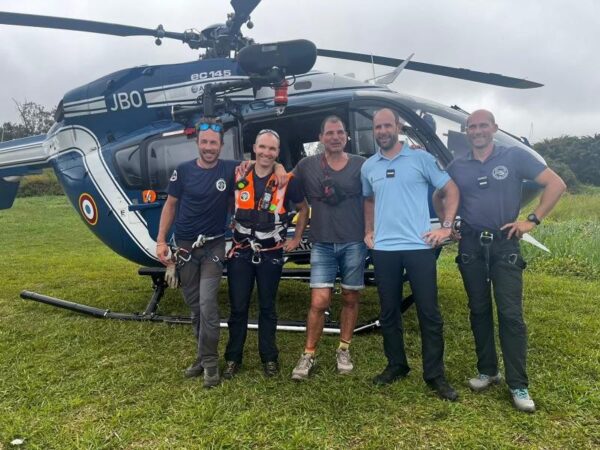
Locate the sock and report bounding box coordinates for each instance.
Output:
[303,347,316,356]
[338,340,351,351]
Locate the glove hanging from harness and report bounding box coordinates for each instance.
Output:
[164,263,179,289]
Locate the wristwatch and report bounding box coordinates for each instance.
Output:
[527,213,541,225]
[442,220,453,229]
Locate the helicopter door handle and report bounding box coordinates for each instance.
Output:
[128,202,164,212]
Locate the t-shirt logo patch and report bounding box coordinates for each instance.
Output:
[216,178,227,191]
[240,191,250,201]
[169,170,177,182]
[492,165,509,180]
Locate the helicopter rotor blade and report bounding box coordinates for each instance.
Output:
[316,48,543,89]
[0,11,190,45]
[229,0,261,34]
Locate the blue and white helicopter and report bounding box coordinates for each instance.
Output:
[0,0,545,329]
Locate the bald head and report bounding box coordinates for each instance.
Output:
[466,109,498,152]
[467,109,496,127]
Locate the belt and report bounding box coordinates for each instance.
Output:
[459,222,511,240]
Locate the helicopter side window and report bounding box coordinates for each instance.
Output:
[220,127,238,160]
[145,135,199,191]
[114,145,142,189]
[130,126,239,192]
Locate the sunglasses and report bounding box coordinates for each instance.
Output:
[257,129,280,140]
[196,123,223,132]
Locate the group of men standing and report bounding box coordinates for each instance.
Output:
[157,108,565,413]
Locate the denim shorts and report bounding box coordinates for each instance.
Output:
[309,241,368,290]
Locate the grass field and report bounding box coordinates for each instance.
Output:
[1,196,599,449]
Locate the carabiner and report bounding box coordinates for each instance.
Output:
[192,234,206,249]
[479,231,494,247]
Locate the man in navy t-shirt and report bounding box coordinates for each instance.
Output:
[156,118,235,388]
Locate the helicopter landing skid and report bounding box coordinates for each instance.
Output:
[20,266,414,333]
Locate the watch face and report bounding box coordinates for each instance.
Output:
[442,220,452,228]
[527,214,540,224]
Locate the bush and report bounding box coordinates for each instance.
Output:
[534,135,600,186]
[17,170,63,197]
[545,157,580,193]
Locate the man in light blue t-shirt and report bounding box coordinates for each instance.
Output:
[361,108,460,401]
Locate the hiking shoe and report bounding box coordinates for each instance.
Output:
[263,361,279,378]
[336,348,354,374]
[203,366,220,389]
[223,361,240,380]
[184,358,204,378]
[510,388,536,413]
[468,373,502,392]
[427,376,459,402]
[372,366,408,386]
[291,353,315,381]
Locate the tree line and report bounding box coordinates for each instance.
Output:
[1,101,55,142]
[534,136,600,190]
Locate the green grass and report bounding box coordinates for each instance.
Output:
[1,197,599,449]
[519,191,600,280]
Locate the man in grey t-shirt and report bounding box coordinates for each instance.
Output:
[291,115,367,380]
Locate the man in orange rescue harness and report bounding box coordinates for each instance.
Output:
[223,129,309,378]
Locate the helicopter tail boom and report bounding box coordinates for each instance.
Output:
[0,134,50,209]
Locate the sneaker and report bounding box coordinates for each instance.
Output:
[184,358,204,378]
[427,376,459,402]
[291,353,315,381]
[336,348,354,374]
[203,366,220,389]
[510,388,536,413]
[223,361,240,380]
[468,373,502,392]
[372,365,408,386]
[263,361,279,378]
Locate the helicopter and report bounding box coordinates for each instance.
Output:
[0,0,546,331]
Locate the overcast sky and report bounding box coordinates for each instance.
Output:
[1,0,598,142]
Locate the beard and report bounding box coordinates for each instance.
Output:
[376,133,398,151]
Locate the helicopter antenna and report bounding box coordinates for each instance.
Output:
[529,122,534,142]
[366,53,415,85]
[370,54,376,80]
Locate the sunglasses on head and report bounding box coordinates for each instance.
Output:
[257,129,280,140]
[196,123,223,132]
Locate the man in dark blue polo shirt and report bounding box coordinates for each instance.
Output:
[441,109,566,412]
